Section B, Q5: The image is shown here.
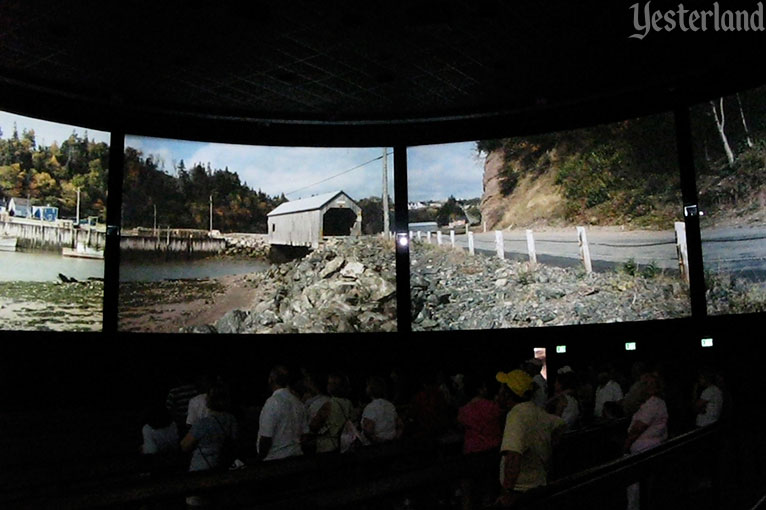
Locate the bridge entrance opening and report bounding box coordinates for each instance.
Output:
[323,208,357,236]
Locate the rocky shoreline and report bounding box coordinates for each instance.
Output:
[192,236,398,334]
[410,243,691,330]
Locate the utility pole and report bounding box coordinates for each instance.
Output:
[153,204,157,235]
[382,148,390,235]
[209,195,213,232]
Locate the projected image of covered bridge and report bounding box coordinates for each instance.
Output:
[267,190,362,248]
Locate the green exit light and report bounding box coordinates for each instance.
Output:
[625,342,637,351]
[701,338,714,348]
[556,345,567,354]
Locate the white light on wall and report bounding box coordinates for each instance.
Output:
[625,342,637,351]
[701,338,714,348]
[556,345,566,354]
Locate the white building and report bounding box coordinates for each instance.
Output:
[267,190,362,248]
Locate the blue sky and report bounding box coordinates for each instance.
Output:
[127,136,486,202]
[0,110,109,146]
[0,108,486,202]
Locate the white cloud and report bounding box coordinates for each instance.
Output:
[407,142,484,202]
[123,136,486,203]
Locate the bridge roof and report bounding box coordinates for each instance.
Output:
[268,191,356,217]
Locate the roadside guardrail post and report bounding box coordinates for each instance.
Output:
[577,226,592,273]
[526,229,537,269]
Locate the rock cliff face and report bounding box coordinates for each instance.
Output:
[479,150,506,230]
[479,148,566,230]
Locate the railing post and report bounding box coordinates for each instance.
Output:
[495,230,504,260]
[427,231,432,244]
[577,226,592,273]
[450,230,455,248]
[526,229,537,269]
[417,231,422,242]
[468,231,475,255]
[675,221,690,285]
[437,231,443,246]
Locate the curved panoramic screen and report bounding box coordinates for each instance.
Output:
[118,137,396,333]
[408,114,691,331]
[0,110,108,332]
[692,84,766,316]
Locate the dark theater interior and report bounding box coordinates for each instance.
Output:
[1,1,766,509]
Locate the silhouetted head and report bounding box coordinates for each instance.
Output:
[366,376,387,400]
[268,365,290,390]
[206,382,232,413]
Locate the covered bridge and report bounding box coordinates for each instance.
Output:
[267,190,362,248]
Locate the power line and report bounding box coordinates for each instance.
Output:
[284,151,393,197]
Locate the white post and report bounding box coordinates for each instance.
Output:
[577,226,592,274]
[382,148,390,235]
[483,221,487,233]
[409,231,413,240]
[427,231,432,244]
[465,224,469,235]
[468,231,475,255]
[495,230,504,260]
[437,231,443,245]
[76,187,80,226]
[526,229,537,268]
[417,231,422,242]
[450,230,455,248]
[675,221,690,285]
[209,195,213,232]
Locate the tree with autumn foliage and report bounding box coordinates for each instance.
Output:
[0,125,109,220]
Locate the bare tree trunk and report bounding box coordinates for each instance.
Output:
[736,93,754,149]
[711,98,736,166]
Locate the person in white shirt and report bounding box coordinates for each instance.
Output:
[594,369,624,419]
[186,374,214,428]
[258,366,310,461]
[695,369,724,427]
[361,376,401,443]
[141,404,179,455]
[522,358,547,408]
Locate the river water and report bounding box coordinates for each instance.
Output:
[119,258,269,282]
[0,250,269,282]
[0,250,104,282]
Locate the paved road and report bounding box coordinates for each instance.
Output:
[410,225,766,278]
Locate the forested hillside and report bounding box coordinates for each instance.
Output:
[123,148,393,234]
[692,86,766,224]
[477,84,766,229]
[477,113,681,230]
[122,148,287,232]
[0,126,108,220]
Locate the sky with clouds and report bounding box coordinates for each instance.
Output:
[126,136,486,203]
[0,109,486,202]
[0,110,109,146]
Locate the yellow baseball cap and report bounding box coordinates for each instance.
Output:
[496,369,533,398]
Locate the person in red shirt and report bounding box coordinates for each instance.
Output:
[457,372,503,509]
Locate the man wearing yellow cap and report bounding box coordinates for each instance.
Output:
[495,369,566,507]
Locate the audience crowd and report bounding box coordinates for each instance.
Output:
[137,356,728,509]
